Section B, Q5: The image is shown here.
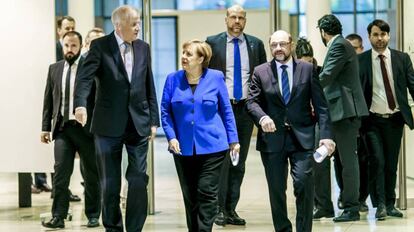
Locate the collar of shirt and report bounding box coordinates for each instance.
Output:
[372,47,391,60]
[327,34,340,49]
[274,57,293,71]
[226,32,245,43]
[114,31,127,48]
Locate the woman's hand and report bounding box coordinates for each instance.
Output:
[168,138,181,155]
[229,143,240,154]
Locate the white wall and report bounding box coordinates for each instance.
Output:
[68,0,94,40]
[0,1,55,172]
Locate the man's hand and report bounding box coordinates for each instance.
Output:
[168,138,181,155]
[149,126,157,140]
[74,107,87,127]
[260,116,276,133]
[230,143,240,154]
[40,132,51,144]
[319,139,336,155]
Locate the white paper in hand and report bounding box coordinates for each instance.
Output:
[230,150,239,166]
[313,145,329,163]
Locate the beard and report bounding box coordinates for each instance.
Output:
[274,51,290,63]
[373,41,388,51]
[64,51,81,65]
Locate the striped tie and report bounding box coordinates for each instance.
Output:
[281,65,290,104]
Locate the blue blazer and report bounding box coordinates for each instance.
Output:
[161,68,238,156]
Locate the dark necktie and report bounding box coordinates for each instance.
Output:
[378,54,396,110]
[281,64,290,104]
[63,64,72,122]
[233,38,242,101]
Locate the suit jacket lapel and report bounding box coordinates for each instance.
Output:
[219,33,227,73]
[366,50,373,89]
[130,41,141,85]
[269,60,284,104]
[245,34,254,75]
[109,32,129,81]
[289,59,301,102]
[390,49,400,91]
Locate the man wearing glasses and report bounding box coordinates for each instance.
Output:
[246,30,334,232]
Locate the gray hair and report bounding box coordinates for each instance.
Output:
[111,5,140,27]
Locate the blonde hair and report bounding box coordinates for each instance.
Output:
[182,39,212,68]
[111,5,139,27]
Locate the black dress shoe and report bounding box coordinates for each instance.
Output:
[87,218,100,227]
[38,183,52,192]
[333,210,360,222]
[375,204,387,220]
[359,202,369,212]
[386,206,403,218]
[31,185,41,194]
[42,217,64,228]
[214,211,227,226]
[69,193,81,202]
[313,209,334,219]
[227,211,246,225]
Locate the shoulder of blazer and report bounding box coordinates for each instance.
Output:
[390,48,407,60]
[254,61,271,73]
[50,60,65,72]
[244,33,262,44]
[133,39,149,49]
[206,32,226,44]
[358,50,372,63]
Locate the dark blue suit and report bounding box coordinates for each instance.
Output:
[161,68,238,231]
[74,32,159,232]
[246,58,332,232]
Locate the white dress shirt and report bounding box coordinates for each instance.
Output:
[61,57,80,120]
[370,48,399,114]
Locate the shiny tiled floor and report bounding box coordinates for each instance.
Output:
[1,137,414,231]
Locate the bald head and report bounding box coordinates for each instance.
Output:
[225,5,246,37]
[269,30,293,63]
[226,5,246,17]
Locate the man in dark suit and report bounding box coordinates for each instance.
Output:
[56,16,75,61]
[316,14,369,222]
[41,31,101,229]
[206,4,267,226]
[246,30,334,232]
[359,19,414,220]
[74,5,159,232]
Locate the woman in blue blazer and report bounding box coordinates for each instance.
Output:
[161,39,240,232]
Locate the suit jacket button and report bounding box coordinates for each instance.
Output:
[191,121,194,125]
[191,99,194,103]
[191,109,194,113]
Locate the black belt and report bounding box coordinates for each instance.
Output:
[371,112,399,119]
[230,99,246,105]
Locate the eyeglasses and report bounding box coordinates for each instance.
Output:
[270,41,291,49]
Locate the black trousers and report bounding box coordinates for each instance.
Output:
[365,113,404,207]
[94,116,149,232]
[34,173,47,187]
[261,130,314,232]
[52,121,101,219]
[331,117,361,212]
[174,151,225,232]
[218,101,253,212]
[313,124,334,212]
[332,134,370,202]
